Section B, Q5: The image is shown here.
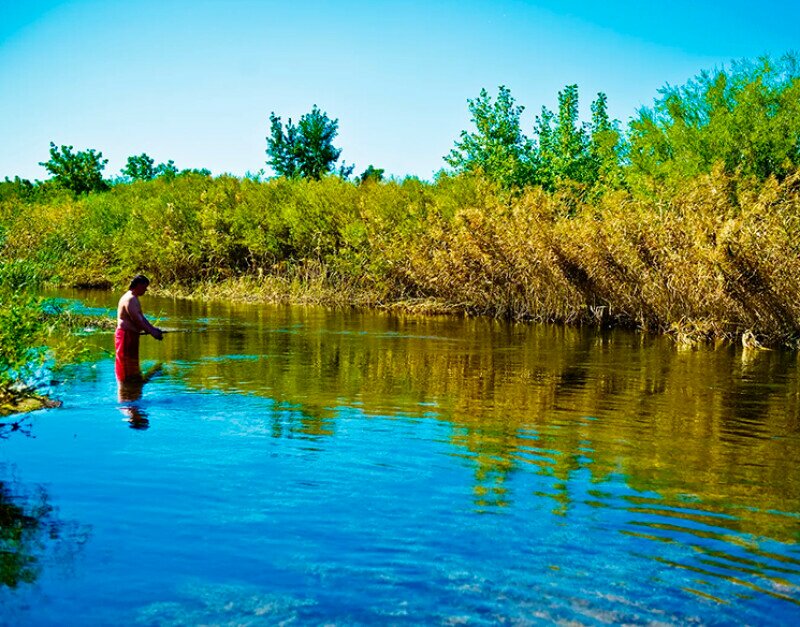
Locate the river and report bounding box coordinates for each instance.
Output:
[1,289,799,624]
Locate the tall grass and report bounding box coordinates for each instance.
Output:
[2,169,800,346]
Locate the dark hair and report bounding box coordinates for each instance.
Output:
[129,275,150,290]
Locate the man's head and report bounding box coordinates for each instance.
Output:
[129,275,150,295]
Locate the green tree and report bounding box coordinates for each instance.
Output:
[121,153,157,181]
[588,92,625,188]
[0,177,35,203]
[39,142,108,195]
[536,85,593,186]
[553,84,590,183]
[445,86,535,189]
[266,105,347,180]
[156,160,179,180]
[358,164,385,183]
[532,106,557,189]
[532,86,621,190]
[628,54,800,187]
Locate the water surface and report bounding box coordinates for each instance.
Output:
[1,289,799,624]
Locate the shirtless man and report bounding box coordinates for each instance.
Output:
[115,275,163,381]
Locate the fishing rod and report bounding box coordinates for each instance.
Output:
[139,327,204,335]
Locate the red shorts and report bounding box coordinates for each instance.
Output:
[115,328,141,381]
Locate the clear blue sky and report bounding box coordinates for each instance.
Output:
[2,0,798,181]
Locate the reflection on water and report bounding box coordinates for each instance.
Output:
[117,362,163,430]
[2,288,799,623]
[0,468,89,591]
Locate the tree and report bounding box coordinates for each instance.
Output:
[0,177,35,202]
[39,142,108,195]
[588,92,624,188]
[532,86,622,190]
[266,105,348,180]
[337,162,355,180]
[359,164,385,183]
[121,153,157,181]
[445,86,535,189]
[266,113,300,178]
[535,85,592,186]
[553,84,589,183]
[628,54,800,185]
[156,160,179,180]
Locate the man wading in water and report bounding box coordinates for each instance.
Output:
[115,275,163,383]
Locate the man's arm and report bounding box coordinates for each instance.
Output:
[129,298,163,340]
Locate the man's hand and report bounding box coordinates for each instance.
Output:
[153,328,164,341]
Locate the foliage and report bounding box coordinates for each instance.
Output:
[0,260,94,408]
[158,160,179,180]
[0,283,48,402]
[38,142,109,195]
[535,85,624,190]
[539,84,591,186]
[446,85,623,193]
[0,177,35,203]
[628,54,800,191]
[119,155,208,183]
[266,105,348,180]
[358,165,385,183]
[445,86,536,190]
[4,162,800,345]
[121,153,157,181]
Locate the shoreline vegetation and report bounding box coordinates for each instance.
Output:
[0,270,110,419]
[1,54,800,410]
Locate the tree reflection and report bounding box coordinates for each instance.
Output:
[0,417,34,440]
[158,308,800,539]
[0,470,88,589]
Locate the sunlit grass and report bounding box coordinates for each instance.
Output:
[2,168,800,346]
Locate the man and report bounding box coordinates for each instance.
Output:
[115,275,163,382]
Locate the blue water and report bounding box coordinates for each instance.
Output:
[1,292,799,625]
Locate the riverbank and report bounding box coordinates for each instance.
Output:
[141,169,800,349]
[3,169,800,349]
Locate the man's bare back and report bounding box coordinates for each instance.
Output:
[116,277,163,339]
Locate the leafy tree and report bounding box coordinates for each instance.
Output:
[553,84,590,183]
[533,86,622,190]
[120,156,206,182]
[337,162,355,179]
[39,142,108,195]
[535,85,591,187]
[179,167,211,177]
[266,113,300,178]
[0,177,35,202]
[121,153,157,181]
[532,106,557,189]
[445,86,535,189]
[588,92,625,188]
[629,54,800,186]
[359,164,385,183]
[156,160,179,180]
[266,105,347,180]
